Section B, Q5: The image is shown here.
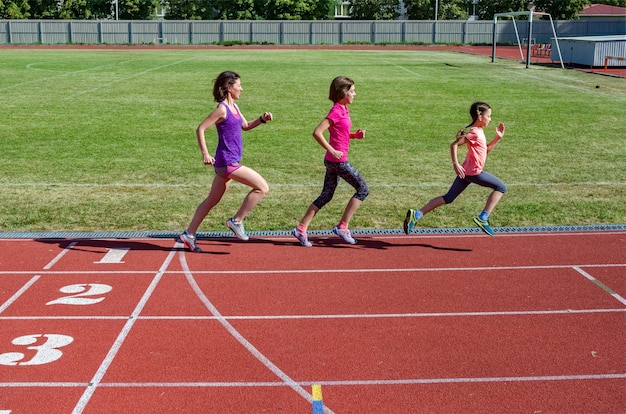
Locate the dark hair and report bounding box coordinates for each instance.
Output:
[328,76,354,103]
[213,71,240,102]
[467,101,491,127]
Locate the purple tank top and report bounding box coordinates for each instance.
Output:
[214,102,243,168]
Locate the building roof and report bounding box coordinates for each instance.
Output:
[581,4,626,16]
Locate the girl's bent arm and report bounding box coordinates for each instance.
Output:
[486,123,505,153]
[451,130,466,178]
[313,118,343,159]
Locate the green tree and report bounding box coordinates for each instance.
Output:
[212,0,258,19]
[404,0,468,20]
[165,0,217,19]
[87,0,115,19]
[470,0,526,20]
[0,0,31,18]
[596,0,625,6]
[533,0,589,19]
[348,0,400,19]
[116,0,160,19]
[263,0,334,20]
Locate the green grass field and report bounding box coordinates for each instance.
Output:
[1,47,625,233]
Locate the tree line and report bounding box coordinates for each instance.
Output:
[1,0,624,21]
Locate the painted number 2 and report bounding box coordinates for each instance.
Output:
[0,334,73,366]
[46,283,112,306]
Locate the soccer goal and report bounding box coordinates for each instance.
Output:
[492,10,564,69]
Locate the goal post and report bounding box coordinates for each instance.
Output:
[492,10,564,69]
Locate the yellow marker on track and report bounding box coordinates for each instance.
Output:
[312,384,323,414]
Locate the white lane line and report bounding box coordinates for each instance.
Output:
[1,262,625,276]
[179,246,335,414]
[3,308,623,322]
[4,373,624,388]
[573,266,626,306]
[71,247,178,414]
[43,241,77,270]
[0,275,40,314]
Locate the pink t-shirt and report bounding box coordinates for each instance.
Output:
[461,126,487,175]
[324,103,351,163]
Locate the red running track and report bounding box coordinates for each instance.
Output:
[0,230,624,413]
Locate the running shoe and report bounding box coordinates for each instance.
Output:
[292,228,312,247]
[333,226,356,244]
[227,218,249,241]
[180,231,202,253]
[404,209,417,235]
[473,216,495,237]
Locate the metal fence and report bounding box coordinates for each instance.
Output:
[0,19,624,46]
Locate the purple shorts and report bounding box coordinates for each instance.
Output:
[214,162,242,178]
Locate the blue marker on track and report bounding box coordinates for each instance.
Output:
[312,384,324,414]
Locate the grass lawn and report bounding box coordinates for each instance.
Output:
[1,47,624,233]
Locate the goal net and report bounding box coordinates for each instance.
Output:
[492,10,564,69]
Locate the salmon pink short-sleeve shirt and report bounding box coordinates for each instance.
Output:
[461,126,487,176]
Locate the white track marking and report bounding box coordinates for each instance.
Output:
[71,247,177,414]
[384,60,426,77]
[179,246,335,414]
[3,373,624,388]
[3,308,623,322]
[574,266,626,306]
[1,259,625,276]
[43,242,77,270]
[0,276,40,314]
[2,181,623,189]
[0,61,134,92]
[67,57,198,97]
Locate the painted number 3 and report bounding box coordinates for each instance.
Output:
[46,283,112,306]
[0,334,74,366]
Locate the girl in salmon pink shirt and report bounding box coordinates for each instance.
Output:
[404,101,506,236]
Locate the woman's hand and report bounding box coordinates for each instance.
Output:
[203,153,215,165]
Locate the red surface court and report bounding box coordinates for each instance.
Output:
[0,230,625,413]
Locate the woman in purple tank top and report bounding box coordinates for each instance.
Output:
[179,71,273,252]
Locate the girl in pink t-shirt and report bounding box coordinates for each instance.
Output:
[292,76,369,247]
[403,101,506,236]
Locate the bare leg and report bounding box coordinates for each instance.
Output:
[483,191,504,213]
[299,204,320,229]
[420,196,446,215]
[186,175,230,235]
[339,197,363,226]
[228,166,269,222]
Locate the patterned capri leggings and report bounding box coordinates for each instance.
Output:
[442,171,507,204]
[313,160,369,209]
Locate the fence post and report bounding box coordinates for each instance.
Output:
[371,21,375,44]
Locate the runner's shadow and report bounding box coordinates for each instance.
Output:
[245,237,472,252]
[34,237,231,255]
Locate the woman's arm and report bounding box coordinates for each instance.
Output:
[196,105,226,165]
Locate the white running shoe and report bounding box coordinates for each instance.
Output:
[180,231,202,252]
[332,226,356,244]
[227,218,249,241]
[292,228,312,247]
